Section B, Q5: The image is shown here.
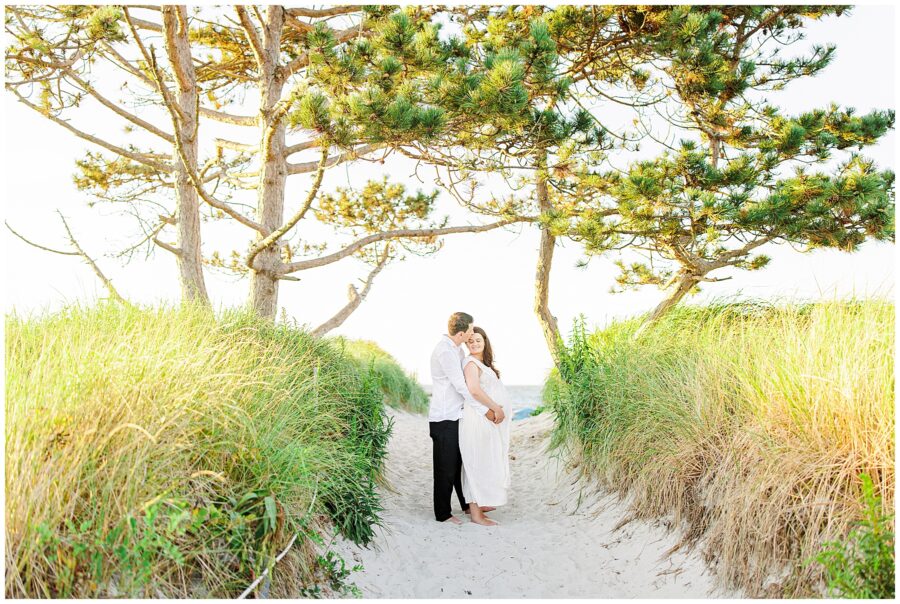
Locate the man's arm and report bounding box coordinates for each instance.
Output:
[437,348,490,416]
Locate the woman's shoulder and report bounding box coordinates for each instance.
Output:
[461,355,482,370]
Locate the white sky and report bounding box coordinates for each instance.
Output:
[3,5,896,384]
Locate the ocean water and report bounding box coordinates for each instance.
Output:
[421,384,545,421]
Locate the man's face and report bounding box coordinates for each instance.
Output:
[453,323,475,344]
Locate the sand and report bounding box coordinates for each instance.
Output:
[329,409,741,598]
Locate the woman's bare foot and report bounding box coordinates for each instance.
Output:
[468,504,498,526]
[470,513,498,526]
[464,506,496,514]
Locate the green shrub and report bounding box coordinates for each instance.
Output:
[813,474,895,598]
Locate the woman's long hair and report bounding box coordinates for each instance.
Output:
[473,326,500,379]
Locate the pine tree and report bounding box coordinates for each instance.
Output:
[5,6,525,325]
[6,5,211,304]
[380,6,648,362]
[566,6,894,332]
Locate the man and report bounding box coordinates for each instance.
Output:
[428,311,504,524]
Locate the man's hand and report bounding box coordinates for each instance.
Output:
[485,409,496,422]
[492,407,505,424]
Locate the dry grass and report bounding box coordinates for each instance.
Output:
[546,299,894,596]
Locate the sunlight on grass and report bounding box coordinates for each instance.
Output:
[545,299,894,596]
[5,302,403,597]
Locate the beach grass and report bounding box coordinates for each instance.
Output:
[338,338,429,414]
[544,299,895,596]
[4,301,404,597]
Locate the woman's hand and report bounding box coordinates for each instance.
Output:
[485,407,504,423]
[464,362,503,423]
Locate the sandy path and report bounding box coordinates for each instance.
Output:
[330,409,739,598]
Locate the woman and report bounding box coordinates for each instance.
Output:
[458,326,512,526]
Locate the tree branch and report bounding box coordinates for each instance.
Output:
[247,148,328,270]
[64,69,173,143]
[287,143,381,174]
[310,245,391,338]
[99,40,158,90]
[235,6,266,74]
[6,220,79,256]
[128,15,163,33]
[6,85,172,172]
[286,6,359,18]
[214,138,257,153]
[152,237,181,256]
[57,212,131,305]
[284,13,314,35]
[284,139,320,157]
[200,106,257,126]
[7,48,84,72]
[280,219,526,274]
[6,216,131,306]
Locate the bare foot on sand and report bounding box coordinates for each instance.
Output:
[465,506,496,514]
[443,515,462,525]
[468,504,499,526]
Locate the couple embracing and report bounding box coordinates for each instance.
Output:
[428,312,512,526]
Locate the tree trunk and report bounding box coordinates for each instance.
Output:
[162,6,210,305]
[633,272,699,338]
[248,7,287,320]
[533,152,562,366]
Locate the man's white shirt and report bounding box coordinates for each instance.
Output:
[428,335,489,422]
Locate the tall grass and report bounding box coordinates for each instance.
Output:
[338,338,429,414]
[5,302,395,597]
[545,299,894,596]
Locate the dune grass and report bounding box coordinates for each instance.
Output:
[544,299,894,597]
[5,302,398,597]
[337,338,429,414]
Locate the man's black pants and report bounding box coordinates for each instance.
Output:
[429,419,469,521]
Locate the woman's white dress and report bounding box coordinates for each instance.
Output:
[459,355,511,507]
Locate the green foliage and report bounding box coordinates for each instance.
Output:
[5,302,392,596]
[292,91,331,132]
[554,7,894,319]
[318,364,391,545]
[340,338,429,414]
[299,548,363,598]
[316,178,436,227]
[295,7,457,147]
[313,178,445,261]
[84,6,125,42]
[812,474,895,598]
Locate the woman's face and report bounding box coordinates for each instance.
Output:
[466,332,485,355]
